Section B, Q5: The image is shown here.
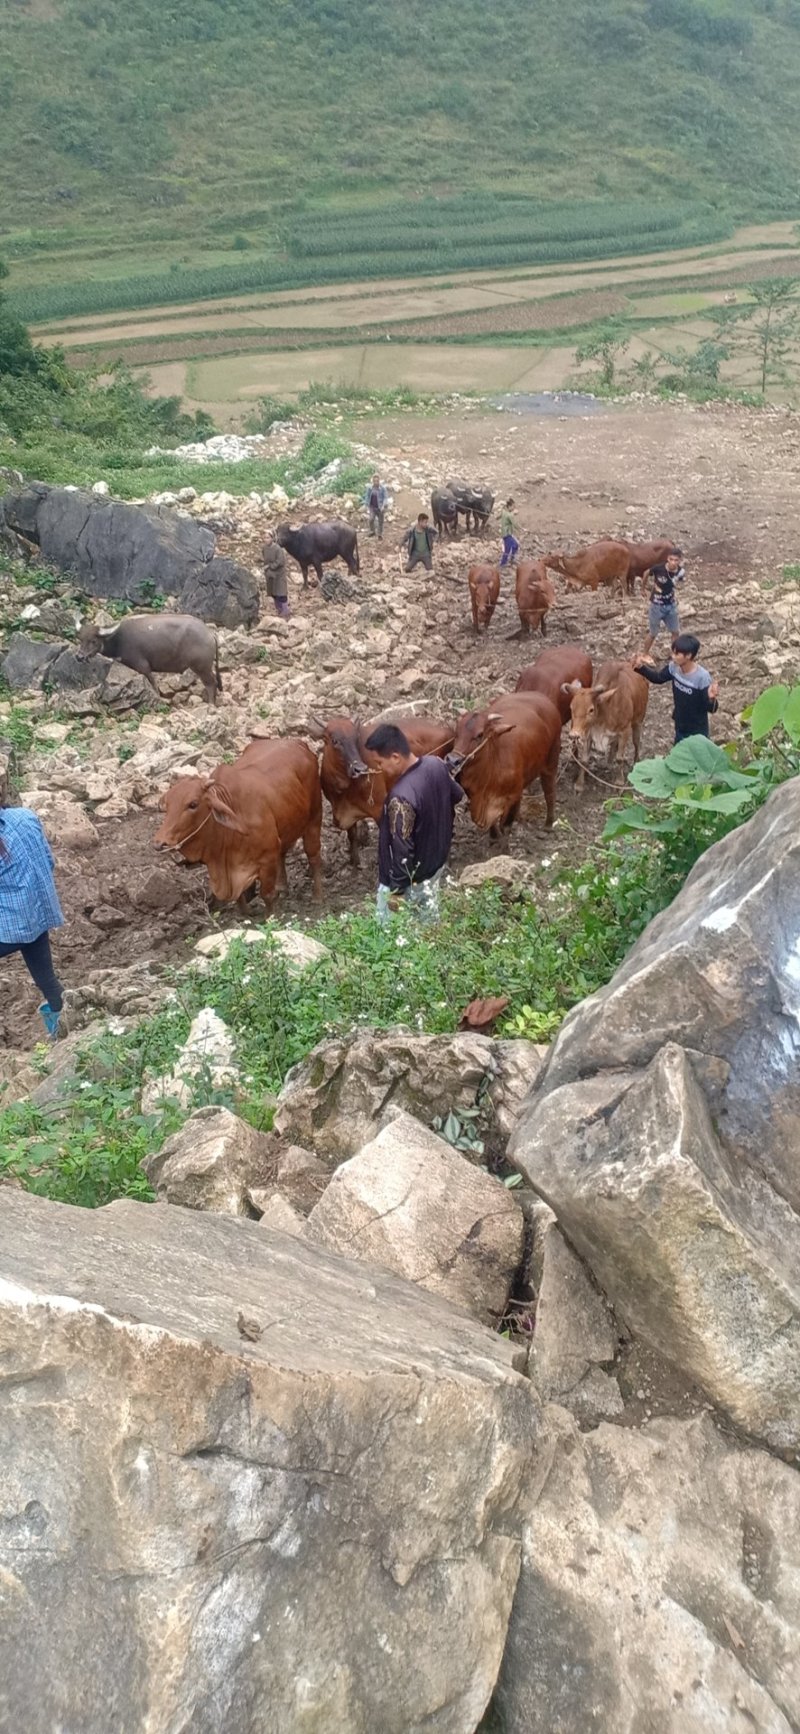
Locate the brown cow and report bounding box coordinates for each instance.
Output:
[468,564,501,634]
[310,712,452,865]
[544,540,632,601]
[618,538,681,597]
[154,736,322,907]
[516,643,593,725]
[514,560,556,637]
[566,660,649,791]
[446,692,562,834]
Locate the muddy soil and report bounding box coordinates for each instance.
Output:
[3,399,797,1050]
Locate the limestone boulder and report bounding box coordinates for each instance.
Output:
[246,1145,329,1217]
[305,1111,524,1326]
[257,1193,306,1235]
[20,789,99,850]
[179,556,261,629]
[1,483,215,600]
[144,1105,275,1214]
[511,780,800,1452]
[528,1201,620,1416]
[274,1027,502,1165]
[1,633,60,690]
[459,856,535,890]
[496,1410,800,1734]
[64,958,169,1027]
[541,776,800,1213]
[0,1190,536,1734]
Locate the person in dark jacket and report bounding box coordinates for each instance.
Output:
[0,802,64,1037]
[364,723,464,922]
[632,634,719,744]
[262,535,290,617]
[401,513,436,573]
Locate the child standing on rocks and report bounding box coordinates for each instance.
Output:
[642,549,686,654]
[0,800,65,1038]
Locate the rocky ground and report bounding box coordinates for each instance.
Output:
[2,395,800,1049]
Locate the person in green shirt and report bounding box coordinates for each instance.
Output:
[402,512,436,573]
[500,498,520,568]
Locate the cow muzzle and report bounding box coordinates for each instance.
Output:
[348,759,370,779]
[445,750,465,773]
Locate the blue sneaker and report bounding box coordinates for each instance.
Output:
[38,1002,61,1040]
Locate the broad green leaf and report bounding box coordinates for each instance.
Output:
[665,736,730,778]
[781,685,800,745]
[601,804,652,837]
[678,788,757,814]
[750,684,789,741]
[628,757,680,798]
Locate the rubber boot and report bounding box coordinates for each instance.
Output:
[38,1002,61,1040]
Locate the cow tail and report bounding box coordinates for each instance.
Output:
[215,633,223,694]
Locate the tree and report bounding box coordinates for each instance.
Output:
[575,320,630,390]
[0,257,39,378]
[719,277,800,397]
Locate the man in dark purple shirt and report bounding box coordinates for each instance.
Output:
[364,723,464,922]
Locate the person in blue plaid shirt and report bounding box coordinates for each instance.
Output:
[0,803,64,1038]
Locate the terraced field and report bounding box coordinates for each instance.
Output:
[33,223,800,423]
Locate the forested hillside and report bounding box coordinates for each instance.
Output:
[3,0,800,268]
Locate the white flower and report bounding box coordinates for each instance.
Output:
[395,935,409,948]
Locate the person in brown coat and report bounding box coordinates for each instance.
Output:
[263,536,290,617]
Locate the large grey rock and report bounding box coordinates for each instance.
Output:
[515,1044,800,1451]
[20,789,99,850]
[179,556,260,628]
[511,781,800,1452]
[144,1105,275,1214]
[274,1028,503,1165]
[0,1190,536,1734]
[1,632,60,690]
[528,1202,619,1413]
[47,646,110,690]
[541,776,800,1212]
[496,1410,800,1734]
[305,1112,525,1326]
[1,483,215,601]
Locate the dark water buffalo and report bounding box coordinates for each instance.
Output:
[275,520,360,588]
[446,479,495,533]
[78,613,221,703]
[431,487,459,539]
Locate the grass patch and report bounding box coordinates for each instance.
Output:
[0,842,668,1208]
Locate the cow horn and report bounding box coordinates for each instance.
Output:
[305,716,326,739]
[486,712,502,722]
[96,625,116,638]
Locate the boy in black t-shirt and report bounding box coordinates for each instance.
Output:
[632,634,719,744]
[642,550,686,654]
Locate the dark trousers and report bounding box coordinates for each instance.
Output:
[406,551,433,572]
[0,930,63,1010]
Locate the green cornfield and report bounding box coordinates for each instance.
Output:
[11,199,731,326]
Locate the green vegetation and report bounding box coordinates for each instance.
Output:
[0,845,666,1206]
[604,687,800,880]
[4,0,800,321]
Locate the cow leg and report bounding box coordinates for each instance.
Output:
[256,858,280,911]
[632,718,644,763]
[301,562,309,589]
[276,853,289,892]
[202,677,217,705]
[616,727,633,780]
[313,560,324,586]
[302,818,323,902]
[346,825,360,867]
[576,746,588,792]
[501,800,521,831]
[540,734,561,828]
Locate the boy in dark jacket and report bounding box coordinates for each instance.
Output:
[402,513,436,573]
[632,634,719,744]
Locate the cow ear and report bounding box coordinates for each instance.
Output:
[561,680,582,695]
[305,716,326,739]
[206,786,243,831]
[596,686,618,705]
[489,720,516,737]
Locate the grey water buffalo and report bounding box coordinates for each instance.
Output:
[431,487,459,539]
[275,520,360,588]
[446,480,495,533]
[78,613,221,703]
